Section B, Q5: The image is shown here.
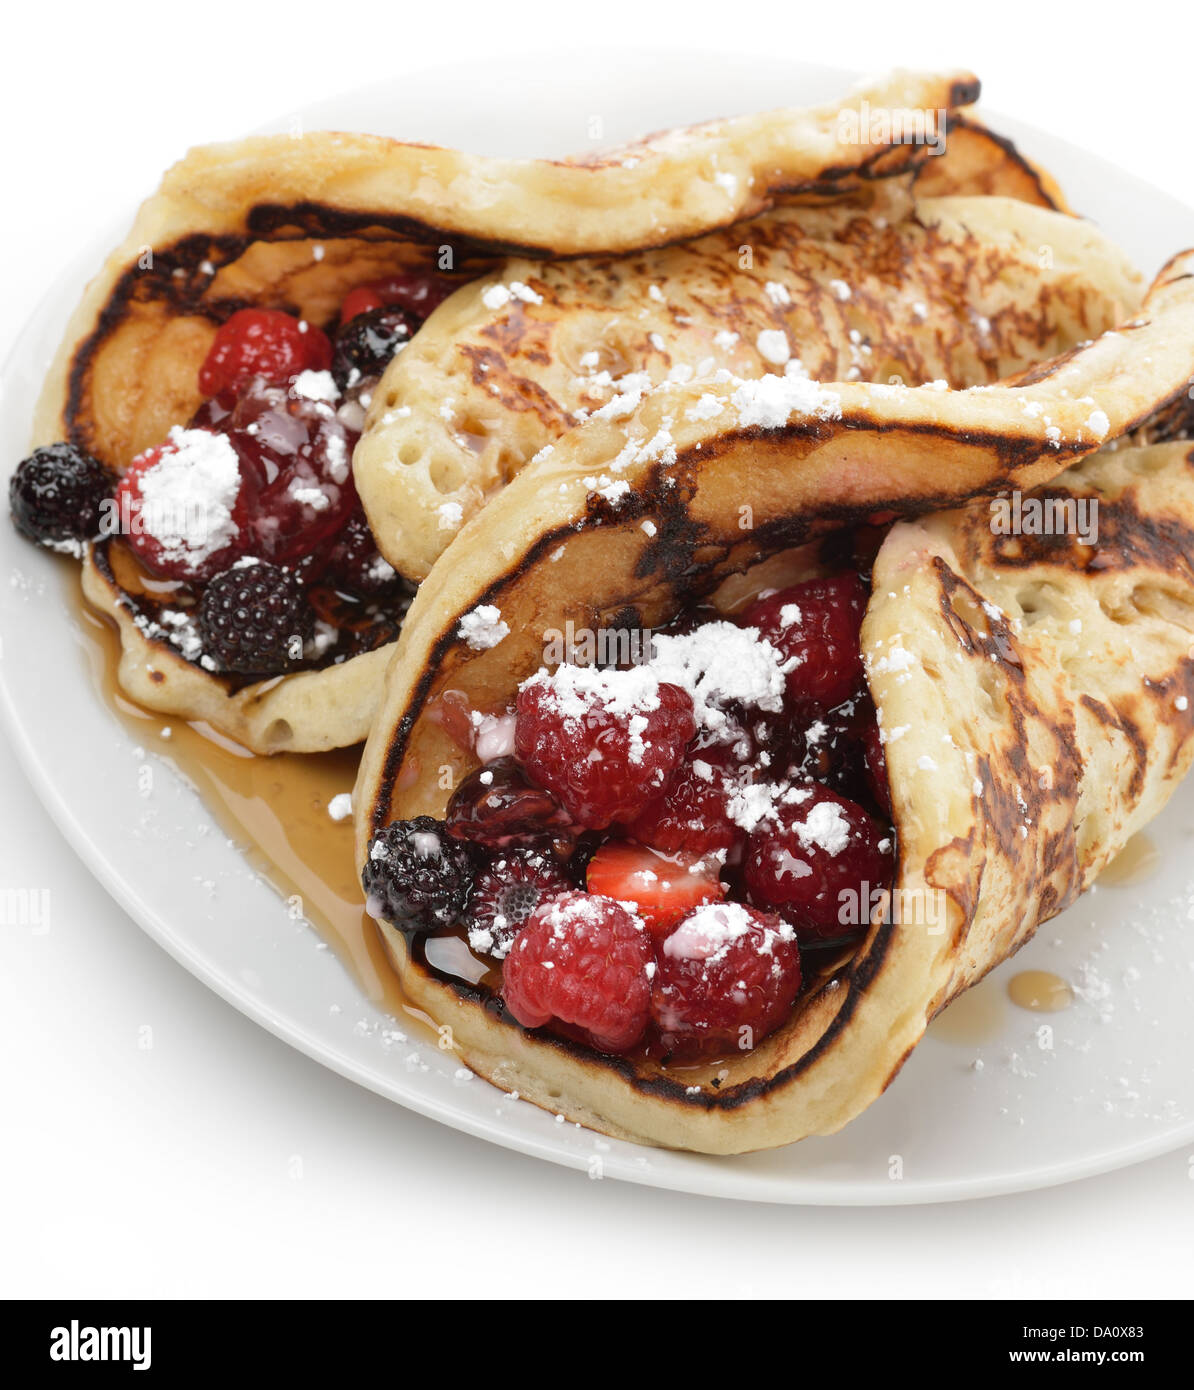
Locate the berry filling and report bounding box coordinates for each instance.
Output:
[501,892,654,1053]
[338,271,456,327]
[514,667,697,828]
[364,546,899,1063]
[468,849,573,959]
[585,840,725,940]
[652,902,803,1055]
[13,278,455,680]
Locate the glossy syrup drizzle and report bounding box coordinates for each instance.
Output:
[1097,832,1161,887]
[75,600,433,1038]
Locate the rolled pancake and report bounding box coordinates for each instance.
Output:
[356,189,1138,577]
[31,70,988,752]
[354,237,1194,1146]
[357,248,1194,826]
[912,113,1070,210]
[355,438,1194,1151]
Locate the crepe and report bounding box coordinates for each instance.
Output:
[353,231,1194,1147]
[912,113,1069,210]
[354,437,1194,1151]
[356,248,1194,819]
[33,70,989,753]
[355,188,1137,577]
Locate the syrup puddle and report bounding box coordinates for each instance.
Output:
[1098,832,1160,887]
[75,602,432,1038]
[1007,969,1074,1013]
[928,976,1007,1046]
[931,965,1077,1046]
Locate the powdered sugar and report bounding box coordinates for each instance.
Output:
[649,621,792,735]
[136,427,242,571]
[521,663,662,724]
[458,605,510,651]
[755,329,791,365]
[732,374,842,429]
[663,900,794,964]
[290,370,339,404]
[787,798,851,856]
[437,501,464,531]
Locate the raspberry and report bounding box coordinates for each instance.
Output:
[743,783,893,940]
[362,816,474,932]
[198,561,314,674]
[446,757,574,848]
[338,271,455,326]
[500,891,652,1052]
[514,668,696,829]
[199,377,359,568]
[9,442,115,553]
[114,431,251,582]
[651,901,802,1055]
[331,307,418,390]
[467,849,573,958]
[198,308,332,397]
[585,839,725,939]
[628,739,750,855]
[740,573,869,708]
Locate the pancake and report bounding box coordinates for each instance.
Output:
[353,241,1194,1146]
[355,188,1138,578]
[30,69,990,753]
[356,438,1194,1151]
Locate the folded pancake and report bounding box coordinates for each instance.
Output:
[356,187,1138,578]
[357,248,1194,820]
[32,70,991,753]
[912,113,1069,211]
[354,247,1194,1147]
[33,70,983,468]
[358,438,1194,1150]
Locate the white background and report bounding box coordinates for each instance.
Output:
[3,0,1194,1299]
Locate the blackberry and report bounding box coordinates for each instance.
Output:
[198,561,314,674]
[9,442,115,552]
[362,816,474,932]
[331,306,417,390]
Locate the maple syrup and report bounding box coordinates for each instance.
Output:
[75,598,431,1036]
[71,577,874,1084]
[928,975,1008,1046]
[1098,832,1160,887]
[1007,969,1074,1013]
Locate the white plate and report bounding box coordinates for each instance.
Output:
[3,53,1193,1205]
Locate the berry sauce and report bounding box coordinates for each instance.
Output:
[367,537,898,1065]
[88,281,458,681]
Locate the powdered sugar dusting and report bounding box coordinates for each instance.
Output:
[649,621,793,736]
[136,428,242,571]
[458,605,510,651]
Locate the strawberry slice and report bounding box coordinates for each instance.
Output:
[585,840,725,939]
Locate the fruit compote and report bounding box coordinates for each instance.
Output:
[362,543,897,1063]
[76,273,455,681]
